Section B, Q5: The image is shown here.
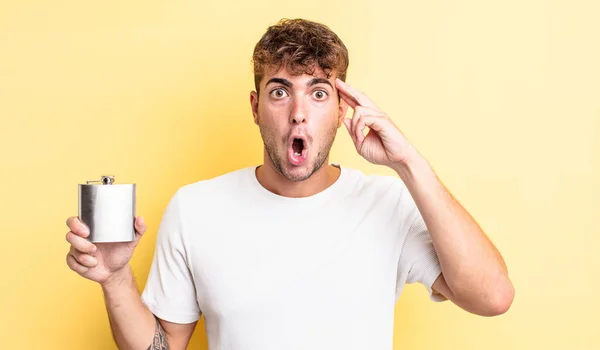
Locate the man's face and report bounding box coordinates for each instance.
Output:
[250,66,349,182]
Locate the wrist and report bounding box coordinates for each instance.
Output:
[101,265,132,291]
[392,152,430,183]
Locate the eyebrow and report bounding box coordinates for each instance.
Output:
[266,78,292,88]
[265,77,334,89]
[307,78,333,89]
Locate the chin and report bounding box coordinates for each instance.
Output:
[282,154,330,182]
[280,163,314,182]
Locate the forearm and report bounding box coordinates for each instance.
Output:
[101,265,168,350]
[395,155,513,311]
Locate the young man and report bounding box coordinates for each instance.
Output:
[65,19,514,350]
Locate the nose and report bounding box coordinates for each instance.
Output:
[289,99,307,124]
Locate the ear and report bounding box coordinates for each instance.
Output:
[250,91,259,125]
[337,97,349,128]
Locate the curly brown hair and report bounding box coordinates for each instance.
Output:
[252,18,349,94]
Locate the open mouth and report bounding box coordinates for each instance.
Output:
[292,138,304,156]
[288,136,308,166]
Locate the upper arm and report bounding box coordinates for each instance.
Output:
[431,273,451,302]
[142,190,202,329]
[432,273,510,316]
[395,200,445,302]
[157,318,198,350]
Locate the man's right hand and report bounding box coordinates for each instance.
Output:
[65,216,147,285]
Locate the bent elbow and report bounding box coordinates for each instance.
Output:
[487,281,515,316]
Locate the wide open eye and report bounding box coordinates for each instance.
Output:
[271,88,289,99]
[312,90,328,100]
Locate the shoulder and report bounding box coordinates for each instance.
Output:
[172,167,253,206]
[340,165,417,213]
[341,166,408,195]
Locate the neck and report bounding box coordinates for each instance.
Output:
[255,155,340,198]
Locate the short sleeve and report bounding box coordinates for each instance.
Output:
[141,190,202,324]
[395,197,445,302]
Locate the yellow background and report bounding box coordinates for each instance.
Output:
[1,0,598,349]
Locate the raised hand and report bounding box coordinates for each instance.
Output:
[336,78,419,170]
[65,216,147,285]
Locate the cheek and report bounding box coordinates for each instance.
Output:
[259,103,289,125]
[260,98,281,116]
[309,102,339,125]
[257,111,287,139]
[310,97,338,113]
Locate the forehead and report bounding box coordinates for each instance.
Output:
[262,65,337,86]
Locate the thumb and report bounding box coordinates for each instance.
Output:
[342,118,353,140]
[133,216,147,244]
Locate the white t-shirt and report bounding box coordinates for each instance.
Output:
[141,164,444,350]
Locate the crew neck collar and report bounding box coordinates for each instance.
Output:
[247,163,347,204]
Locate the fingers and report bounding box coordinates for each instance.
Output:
[335,79,388,147]
[338,88,359,109]
[336,79,380,110]
[65,215,95,277]
[66,230,96,254]
[66,216,90,238]
[69,246,98,268]
[66,253,89,274]
[346,106,387,146]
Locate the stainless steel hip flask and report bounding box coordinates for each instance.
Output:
[78,175,136,243]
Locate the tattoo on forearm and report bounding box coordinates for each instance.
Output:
[147,318,170,350]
